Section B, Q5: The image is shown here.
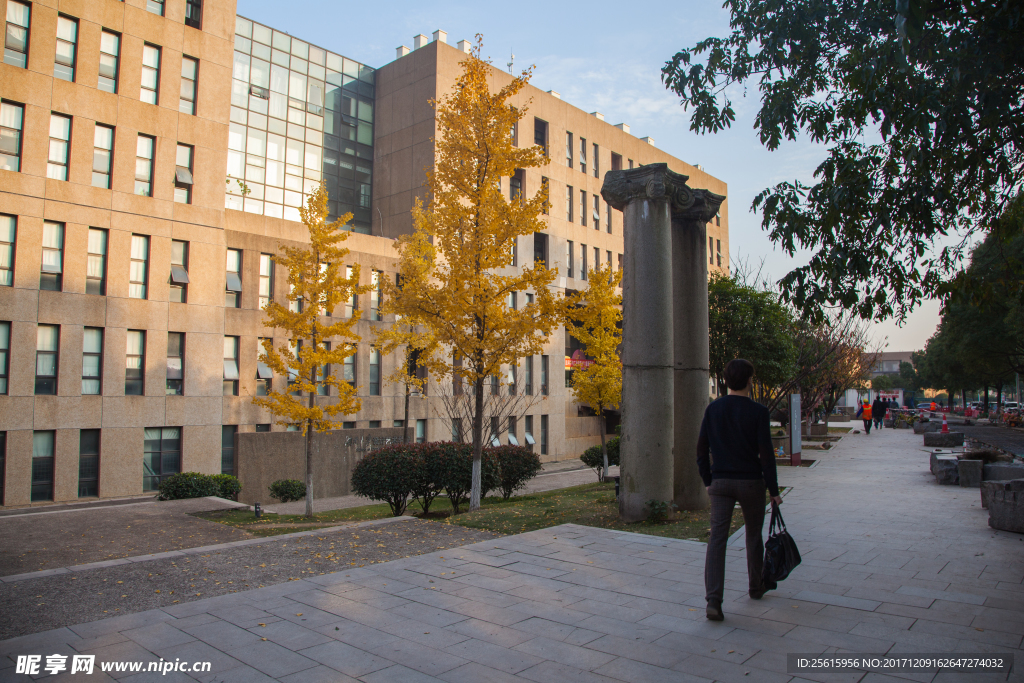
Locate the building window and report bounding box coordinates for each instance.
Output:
[288,341,300,395]
[565,131,573,168]
[369,348,380,395]
[566,185,573,222]
[126,330,145,395]
[524,415,534,451]
[580,137,587,175]
[716,212,721,227]
[628,159,634,169]
[607,250,612,270]
[611,153,622,171]
[567,240,574,279]
[256,337,272,395]
[316,341,330,396]
[82,328,103,395]
[370,270,381,321]
[92,125,114,189]
[489,416,500,444]
[595,247,600,273]
[580,190,587,227]
[144,427,180,491]
[225,249,242,307]
[510,170,522,202]
[129,234,149,298]
[717,239,722,268]
[343,422,356,429]
[0,101,24,172]
[256,423,270,432]
[416,419,426,443]
[180,56,198,114]
[580,243,587,280]
[98,31,120,93]
[135,134,154,196]
[185,0,202,30]
[221,425,236,475]
[4,1,30,68]
[534,118,548,155]
[1,215,15,286]
[35,324,59,395]
[533,232,548,268]
[709,236,714,265]
[345,266,357,317]
[174,144,194,204]
[47,114,71,181]
[343,346,355,387]
[32,431,55,501]
[540,415,548,456]
[525,355,533,395]
[507,416,518,445]
[259,254,274,308]
[82,227,107,295]
[593,195,601,232]
[166,332,184,395]
[508,363,517,395]
[54,15,78,81]
[0,321,8,395]
[451,418,463,442]
[223,336,239,395]
[593,143,599,178]
[618,253,623,271]
[147,0,165,16]
[168,240,189,302]
[141,45,161,105]
[607,203,612,234]
[40,221,64,291]
[541,355,549,395]
[79,429,100,497]
[541,177,549,215]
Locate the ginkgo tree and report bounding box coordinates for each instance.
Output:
[567,263,623,481]
[252,180,368,517]
[376,37,566,511]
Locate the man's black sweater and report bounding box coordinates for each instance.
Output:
[696,395,779,496]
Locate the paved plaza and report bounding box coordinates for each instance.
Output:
[1,428,1022,682]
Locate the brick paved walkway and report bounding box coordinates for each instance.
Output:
[2,428,1021,682]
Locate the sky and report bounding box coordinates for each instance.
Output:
[237,0,941,352]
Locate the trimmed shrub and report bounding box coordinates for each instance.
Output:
[158,472,219,500]
[268,479,306,503]
[487,445,542,499]
[350,445,420,516]
[411,443,451,515]
[580,437,620,479]
[210,474,242,500]
[441,443,499,514]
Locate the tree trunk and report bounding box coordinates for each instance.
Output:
[470,376,484,511]
[962,388,967,412]
[305,367,316,518]
[984,385,990,414]
[997,383,1003,413]
[599,408,609,481]
[403,381,411,444]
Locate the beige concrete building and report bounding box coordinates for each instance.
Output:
[0,0,729,507]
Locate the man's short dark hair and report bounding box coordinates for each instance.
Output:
[724,359,755,391]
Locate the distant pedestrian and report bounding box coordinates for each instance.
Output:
[872,397,885,430]
[856,401,872,434]
[697,359,782,622]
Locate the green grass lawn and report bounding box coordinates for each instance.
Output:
[194,483,748,542]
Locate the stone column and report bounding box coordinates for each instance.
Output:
[672,190,725,510]
[602,164,687,522]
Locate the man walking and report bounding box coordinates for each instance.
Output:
[697,359,782,622]
[872,396,885,431]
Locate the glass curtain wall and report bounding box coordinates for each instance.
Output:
[229,16,375,232]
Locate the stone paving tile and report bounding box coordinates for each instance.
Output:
[444,636,544,673]
[439,661,529,683]
[296,640,392,678]
[224,639,319,678]
[517,659,622,683]
[668,652,793,683]
[593,656,714,683]
[277,664,361,683]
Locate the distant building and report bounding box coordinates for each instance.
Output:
[867,351,914,378]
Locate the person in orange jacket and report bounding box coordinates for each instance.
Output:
[856,401,873,434]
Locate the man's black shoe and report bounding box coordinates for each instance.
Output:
[706,603,724,621]
[749,586,768,600]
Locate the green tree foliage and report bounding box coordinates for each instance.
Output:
[708,272,795,395]
[663,1,1024,321]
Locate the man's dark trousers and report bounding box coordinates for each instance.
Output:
[705,478,767,606]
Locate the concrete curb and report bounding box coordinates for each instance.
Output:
[0,515,417,584]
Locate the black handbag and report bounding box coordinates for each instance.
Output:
[761,502,801,589]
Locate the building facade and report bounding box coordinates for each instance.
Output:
[0,0,729,507]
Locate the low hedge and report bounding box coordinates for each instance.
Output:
[348,441,538,516]
[210,474,242,500]
[158,472,228,500]
[580,437,620,479]
[268,479,306,503]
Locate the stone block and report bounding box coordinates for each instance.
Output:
[957,459,983,488]
[924,432,964,448]
[934,456,959,485]
[980,480,1004,509]
[914,420,942,434]
[983,463,1024,481]
[988,479,1024,533]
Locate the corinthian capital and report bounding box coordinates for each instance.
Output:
[601,163,695,214]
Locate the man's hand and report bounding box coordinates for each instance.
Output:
[771,496,782,506]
